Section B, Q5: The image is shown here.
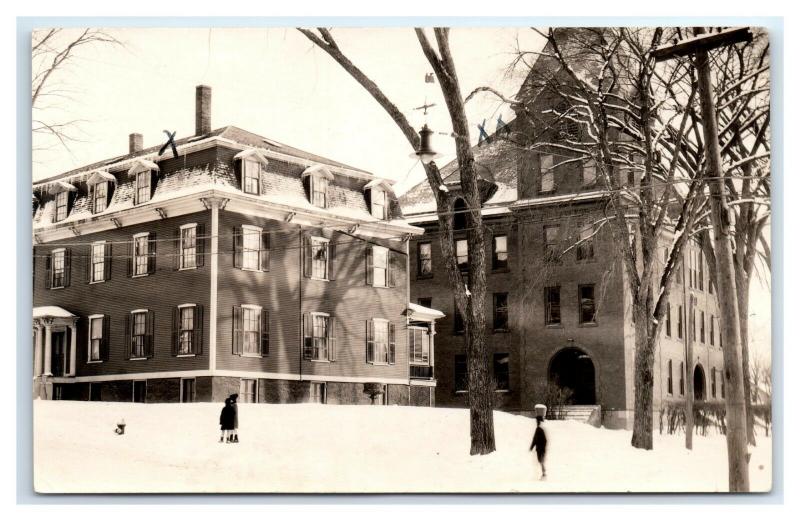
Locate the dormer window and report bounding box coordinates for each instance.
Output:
[370,188,386,219]
[302,165,334,209]
[128,159,159,206]
[55,191,69,221]
[234,149,269,196]
[364,179,395,220]
[87,170,116,214]
[94,182,108,212]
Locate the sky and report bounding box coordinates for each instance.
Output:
[30,26,771,363]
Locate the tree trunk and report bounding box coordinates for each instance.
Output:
[695,42,750,492]
[631,304,656,449]
[736,269,756,445]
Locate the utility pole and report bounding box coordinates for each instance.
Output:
[653,26,752,492]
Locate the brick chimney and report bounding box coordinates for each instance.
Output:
[195,85,212,136]
[129,133,143,154]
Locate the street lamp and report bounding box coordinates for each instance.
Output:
[410,124,442,165]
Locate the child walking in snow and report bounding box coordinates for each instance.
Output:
[219,398,236,443]
[228,394,239,443]
[529,415,548,480]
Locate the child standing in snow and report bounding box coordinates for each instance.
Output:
[228,393,239,443]
[219,398,235,443]
[529,415,548,480]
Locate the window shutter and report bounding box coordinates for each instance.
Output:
[107,181,115,207]
[150,170,158,200]
[124,314,131,360]
[194,305,204,355]
[127,239,133,277]
[67,191,76,215]
[45,253,52,289]
[260,308,270,356]
[232,306,243,355]
[388,322,396,365]
[171,307,179,356]
[260,231,271,272]
[303,176,311,201]
[388,197,400,221]
[63,249,72,287]
[233,227,243,269]
[389,250,403,288]
[147,233,157,274]
[101,315,111,361]
[88,184,95,214]
[366,319,375,363]
[173,229,182,270]
[145,310,155,358]
[365,188,372,215]
[104,243,112,281]
[85,245,93,283]
[302,313,313,360]
[328,316,337,362]
[302,234,312,278]
[196,223,206,268]
[328,241,336,281]
[365,246,374,286]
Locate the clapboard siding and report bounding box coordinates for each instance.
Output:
[33,211,212,376]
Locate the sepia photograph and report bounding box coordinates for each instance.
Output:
[28,23,773,494]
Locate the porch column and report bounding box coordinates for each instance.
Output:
[43,322,52,376]
[33,325,43,377]
[69,322,77,376]
[429,322,436,368]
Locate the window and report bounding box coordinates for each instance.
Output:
[371,246,389,287]
[677,305,684,339]
[87,315,106,362]
[370,188,387,219]
[710,315,715,346]
[55,191,69,221]
[174,304,203,356]
[366,318,395,365]
[310,382,326,404]
[135,171,152,205]
[453,299,465,334]
[418,242,432,278]
[691,308,697,342]
[492,235,508,271]
[408,327,430,365]
[240,378,258,403]
[712,368,717,398]
[49,248,69,289]
[545,286,561,326]
[577,222,595,261]
[234,225,270,272]
[667,359,673,395]
[539,154,554,193]
[127,310,154,359]
[666,303,672,337]
[311,237,329,280]
[133,380,146,403]
[90,242,106,283]
[242,226,261,271]
[456,239,468,271]
[417,297,432,308]
[243,159,261,195]
[582,159,597,187]
[303,313,337,362]
[679,362,685,396]
[544,225,560,262]
[721,372,725,398]
[698,253,705,291]
[93,182,108,213]
[700,311,706,343]
[181,379,196,403]
[493,353,510,391]
[132,233,151,277]
[493,293,509,331]
[232,305,269,357]
[453,198,467,230]
[454,354,468,393]
[180,225,197,269]
[310,175,328,208]
[579,284,596,324]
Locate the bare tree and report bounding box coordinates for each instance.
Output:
[297,27,496,454]
[32,28,121,156]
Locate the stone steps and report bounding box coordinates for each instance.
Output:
[547,405,602,427]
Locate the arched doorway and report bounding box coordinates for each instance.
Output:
[548,347,596,405]
[693,364,706,400]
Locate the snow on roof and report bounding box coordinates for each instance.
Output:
[301,164,334,180]
[364,178,396,192]
[408,302,445,321]
[233,148,270,164]
[47,181,77,195]
[86,171,117,185]
[33,306,76,319]
[512,190,608,208]
[127,159,160,176]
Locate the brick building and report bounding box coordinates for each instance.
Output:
[32,85,442,406]
[399,36,725,428]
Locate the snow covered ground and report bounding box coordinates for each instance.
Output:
[33,401,772,493]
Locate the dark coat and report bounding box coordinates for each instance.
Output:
[220,404,236,430]
[231,401,239,429]
[529,425,547,455]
